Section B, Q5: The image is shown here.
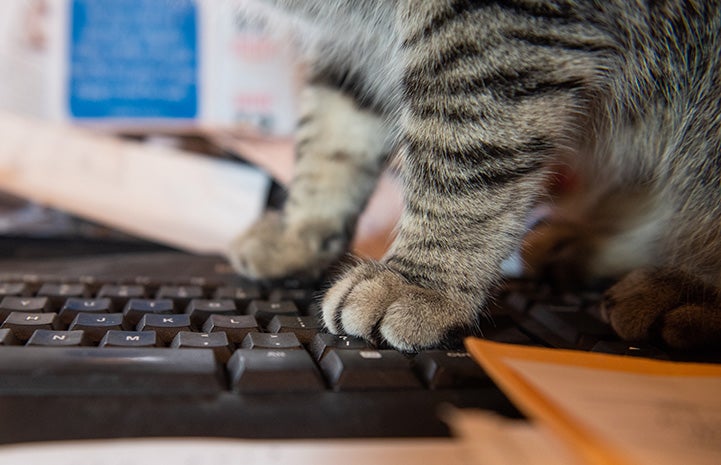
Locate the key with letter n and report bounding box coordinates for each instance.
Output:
[27,330,87,347]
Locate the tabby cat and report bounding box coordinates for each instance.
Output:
[229,1,721,352]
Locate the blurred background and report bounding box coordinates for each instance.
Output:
[0,0,401,260]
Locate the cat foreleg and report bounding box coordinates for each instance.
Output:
[228,84,391,279]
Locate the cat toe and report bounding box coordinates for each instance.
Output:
[322,261,479,351]
[602,268,721,350]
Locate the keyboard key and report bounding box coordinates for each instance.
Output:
[266,315,321,344]
[590,341,670,359]
[481,313,538,345]
[0,283,27,298]
[0,347,224,394]
[228,349,325,392]
[76,275,102,294]
[99,330,158,348]
[136,313,192,345]
[246,300,299,327]
[0,328,20,345]
[123,299,174,327]
[0,296,51,322]
[202,314,259,344]
[320,349,422,391]
[185,299,238,328]
[185,277,222,296]
[58,298,113,325]
[27,329,87,347]
[267,288,315,312]
[171,331,233,363]
[37,283,89,308]
[240,332,302,350]
[1,312,60,341]
[128,276,161,295]
[97,284,146,309]
[308,333,374,360]
[413,351,491,389]
[528,304,615,349]
[502,290,533,314]
[213,286,261,311]
[68,312,124,343]
[156,285,204,308]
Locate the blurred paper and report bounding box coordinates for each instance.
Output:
[1,0,299,135]
[0,438,466,465]
[0,111,269,253]
[465,338,721,465]
[445,409,584,465]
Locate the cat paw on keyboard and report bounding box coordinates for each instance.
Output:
[321,261,479,352]
[602,267,721,351]
[228,211,347,281]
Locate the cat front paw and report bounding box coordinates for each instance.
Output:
[321,261,480,352]
[228,211,348,280]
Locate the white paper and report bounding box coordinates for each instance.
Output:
[0,111,270,253]
[0,438,467,465]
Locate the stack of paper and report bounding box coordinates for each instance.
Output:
[460,339,721,465]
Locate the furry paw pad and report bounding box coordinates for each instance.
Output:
[602,268,721,350]
[321,261,479,352]
[228,211,346,280]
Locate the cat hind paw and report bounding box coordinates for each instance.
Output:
[602,268,721,350]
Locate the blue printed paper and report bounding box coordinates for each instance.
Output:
[68,0,198,119]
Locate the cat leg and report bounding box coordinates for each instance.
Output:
[602,268,721,350]
[228,84,391,279]
[321,4,597,351]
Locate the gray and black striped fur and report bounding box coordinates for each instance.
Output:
[229,1,721,351]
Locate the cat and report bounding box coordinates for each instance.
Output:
[229,1,721,352]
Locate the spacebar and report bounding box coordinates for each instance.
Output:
[0,347,225,395]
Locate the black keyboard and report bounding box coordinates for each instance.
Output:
[0,251,718,445]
